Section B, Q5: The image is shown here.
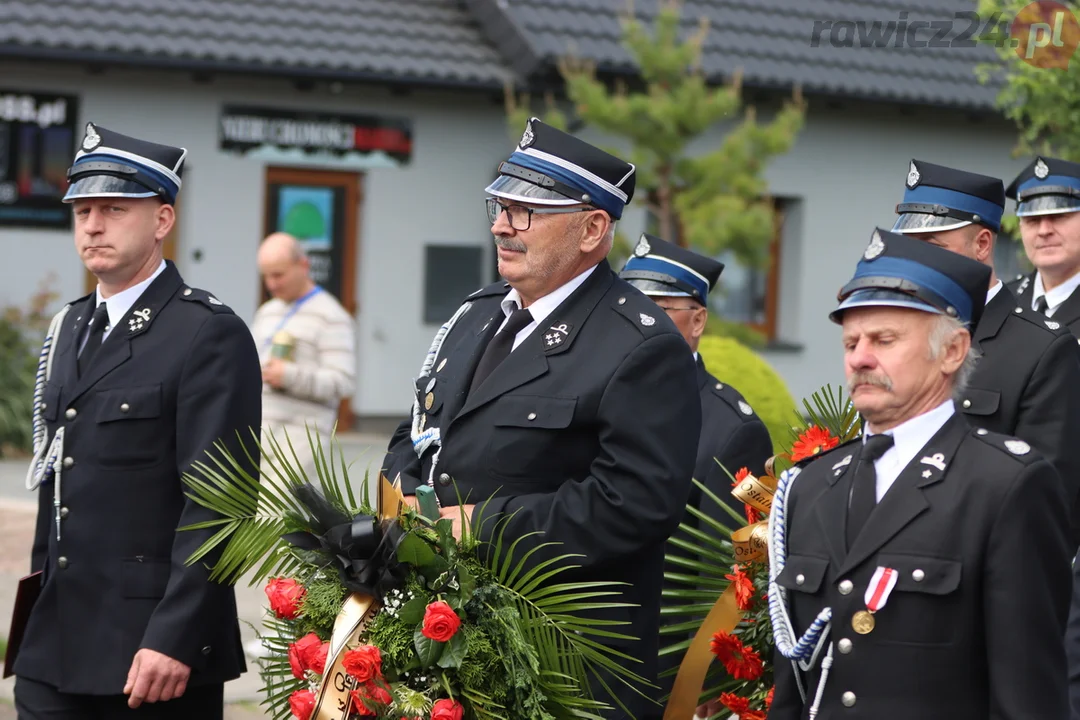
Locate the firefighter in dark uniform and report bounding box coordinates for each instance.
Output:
[1007,155,1080,334]
[768,228,1071,720]
[382,118,701,720]
[619,233,773,711]
[889,159,1080,545]
[13,123,262,719]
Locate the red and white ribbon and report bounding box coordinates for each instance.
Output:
[864,566,898,611]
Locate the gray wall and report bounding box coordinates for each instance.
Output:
[0,60,1031,418]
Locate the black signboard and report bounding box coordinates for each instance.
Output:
[0,90,78,229]
[220,105,412,164]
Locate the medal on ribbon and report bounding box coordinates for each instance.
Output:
[852,566,898,635]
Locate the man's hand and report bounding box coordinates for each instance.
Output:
[123,648,191,708]
[439,504,475,539]
[262,358,288,389]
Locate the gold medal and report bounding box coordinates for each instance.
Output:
[852,610,875,634]
[425,392,434,410]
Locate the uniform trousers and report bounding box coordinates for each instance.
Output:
[15,676,223,720]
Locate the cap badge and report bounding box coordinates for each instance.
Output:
[906,161,920,189]
[519,119,535,149]
[82,122,101,151]
[864,230,886,260]
[1004,439,1030,455]
[1035,158,1050,180]
[634,236,651,257]
[639,313,655,327]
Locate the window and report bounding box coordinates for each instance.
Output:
[424,245,484,324]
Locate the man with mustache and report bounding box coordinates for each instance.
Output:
[381,118,700,719]
[11,123,261,719]
[888,159,1080,545]
[768,228,1071,720]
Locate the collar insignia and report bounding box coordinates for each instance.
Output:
[128,307,152,333]
[544,322,572,349]
[920,453,947,472]
[906,160,920,189]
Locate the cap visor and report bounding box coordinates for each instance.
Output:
[830,288,944,323]
[624,277,694,298]
[892,213,972,234]
[63,175,158,203]
[1016,195,1080,217]
[484,175,579,205]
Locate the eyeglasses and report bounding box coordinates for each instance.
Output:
[485,197,594,231]
[659,305,702,313]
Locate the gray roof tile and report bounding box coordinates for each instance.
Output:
[0,0,511,87]
[466,0,1004,109]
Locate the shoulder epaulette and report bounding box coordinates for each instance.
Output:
[969,427,1042,466]
[1009,303,1071,335]
[707,376,762,422]
[464,281,511,302]
[178,286,235,314]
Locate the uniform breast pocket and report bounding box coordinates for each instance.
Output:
[958,387,1000,417]
[95,384,164,468]
[776,555,830,596]
[874,553,962,646]
[487,395,577,480]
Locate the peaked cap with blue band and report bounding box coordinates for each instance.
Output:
[485,117,635,219]
[63,122,187,205]
[619,233,723,304]
[830,228,991,330]
[893,159,1005,234]
[1006,155,1080,218]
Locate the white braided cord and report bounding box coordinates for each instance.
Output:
[25,305,72,540]
[767,465,834,713]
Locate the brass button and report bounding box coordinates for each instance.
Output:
[837,638,853,654]
[842,691,856,707]
[59,507,69,519]
[65,408,77,420]
[438,473,452,487]
[120,403,130,413]
[57,556,68,569]
[527,412,537,421]
[912,569,925,582]
[795,573,805,586]
[838,579,854,595]
[62,457,74,468]
[962,399,971,409]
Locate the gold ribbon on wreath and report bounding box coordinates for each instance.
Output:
[663,466,777,720]
[309,475,404,720]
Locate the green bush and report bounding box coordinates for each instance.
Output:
[0,278,59,458]
[696,335,798,454]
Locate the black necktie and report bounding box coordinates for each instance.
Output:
[846,433,895,549]
[1035,296,1049,316]
[78,302,110,376]
[469,307,533,395]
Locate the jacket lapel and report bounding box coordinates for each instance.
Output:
[838,413,968,577]
[1052,282,1080,328]
[453,261,614,422]
[53,295,94,388]
[441,309,502,424]
[68,263,183,403]
[973,285,1013,349]
[814,445,861,570]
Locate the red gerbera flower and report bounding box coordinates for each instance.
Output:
[766,686,775,708]
[719,693,750,715]
[725,564,756,611]
[710,631,764,681]
[790,425,839,463]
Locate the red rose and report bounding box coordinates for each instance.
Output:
[266,577,306,620]
[421,601,462,643]
[350,688,377,717]
[367,681,393,705]
[288,633,329,679]
[432,698,464,720]
[350,681,392,715]
[288,689,316,720]
[342,644,383,683]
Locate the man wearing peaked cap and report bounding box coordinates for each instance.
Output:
[382,118,700,719]
[620,234,773,713]
[12,123,261,719]
[892,159,1080,547]
[1008,156,1080,333]
[769,227,1071,720]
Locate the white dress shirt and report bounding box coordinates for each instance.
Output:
[864,399,955,502]
[1032,269,1080,317]
[498,263,598,351]
[985,279,1003,306]
[82,260,167,348]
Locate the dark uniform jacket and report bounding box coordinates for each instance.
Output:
[14,262,262,696]
[769,414,1071,720]
[383,260,701,720]
[961,283,1080,544]
[1010,271,1080,335]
